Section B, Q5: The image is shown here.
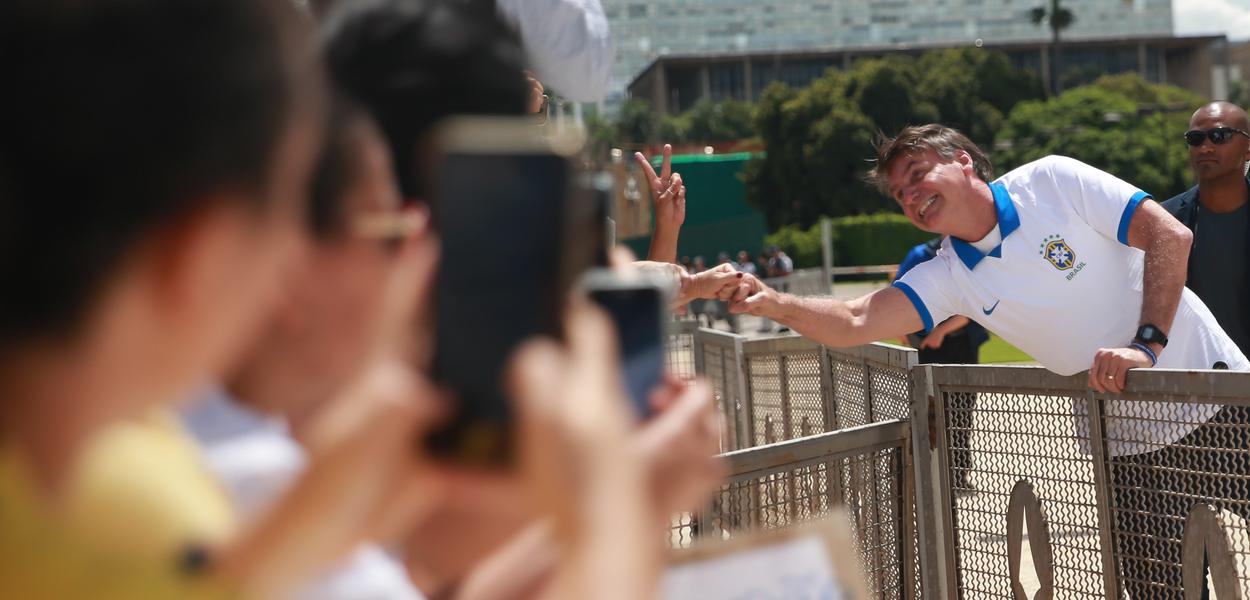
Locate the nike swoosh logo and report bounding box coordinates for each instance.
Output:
[982,300,1000,316]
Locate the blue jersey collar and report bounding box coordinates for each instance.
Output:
[950,181,1019,270]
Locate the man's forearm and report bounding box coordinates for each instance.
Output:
[1139,223,1190,348]
[762,295,869,348]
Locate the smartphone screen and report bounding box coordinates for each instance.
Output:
[428,150,571,465]
[589,285,665,419]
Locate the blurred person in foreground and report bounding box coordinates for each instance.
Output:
[322,1,727,597]
[174,97,435,600]
[310,0,614,104]
[895,237,988,490]
[323,0,724,302]
[719,124,1247,600]
[0,0,408,596]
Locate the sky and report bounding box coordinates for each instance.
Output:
[1174,0,1250,41]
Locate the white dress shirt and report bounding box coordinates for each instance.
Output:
[182,388,425,600]
[495,0,613,102]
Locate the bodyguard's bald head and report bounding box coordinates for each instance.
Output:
[1191,101,1250,132]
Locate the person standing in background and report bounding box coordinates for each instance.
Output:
[895,236,988,489]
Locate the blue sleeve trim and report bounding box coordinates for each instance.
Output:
[1117,191,1150,245]
[891,281,934,333]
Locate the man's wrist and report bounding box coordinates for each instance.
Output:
[1128,341,1159,367]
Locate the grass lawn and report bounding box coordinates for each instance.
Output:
[979,334,1033,364]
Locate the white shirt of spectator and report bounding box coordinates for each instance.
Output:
[182,388,425,600]
[894,155,1249,456]
[494,0,613,102]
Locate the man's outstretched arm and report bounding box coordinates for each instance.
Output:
[727,277,925,348]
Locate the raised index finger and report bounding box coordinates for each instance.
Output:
[660,144,672,182]
[633,151,659,184]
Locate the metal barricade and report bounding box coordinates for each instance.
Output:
[912,365,1250,599]
[665,319,700,382]
[738,337,918,448]
[671,420,919,600]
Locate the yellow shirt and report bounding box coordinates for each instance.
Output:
[0,445,233,599]
[64,410,238,564]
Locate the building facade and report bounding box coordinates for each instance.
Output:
[629,35,1231,116]
[603,0,1173,101]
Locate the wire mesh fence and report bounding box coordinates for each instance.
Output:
[914,365,1250,599]
[689,330,918,452]
[670,420,919,599]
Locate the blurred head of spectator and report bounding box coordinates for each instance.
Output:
[227,95,431,427]
[0,0,321,481]
[716,252,732,265]
[692,256,707,272]
[323,0,530,201]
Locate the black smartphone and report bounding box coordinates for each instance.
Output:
[581,269,671,419]
[425,117,591,467]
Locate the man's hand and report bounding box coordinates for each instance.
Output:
[726,274,781,318]
[1088,346,1154,394]
[918,331,946,350]
[636,144,685,264]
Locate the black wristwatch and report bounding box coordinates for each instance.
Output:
[1134,324,1169,348]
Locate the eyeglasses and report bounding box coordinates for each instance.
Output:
[1184,127,1250,147]
[535,94,550,126]
[350,211,423,253]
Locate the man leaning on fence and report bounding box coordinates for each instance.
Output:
[717,124,1249,598]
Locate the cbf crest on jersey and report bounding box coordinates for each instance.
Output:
[1038,234,1076,271]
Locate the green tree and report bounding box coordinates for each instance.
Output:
[744,49,1042,229]
[744,73,885,230]
[614,98,658,145]
[994,74,1203,200]
[659,98,756,143]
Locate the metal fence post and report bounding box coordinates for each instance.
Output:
[692,325,706,376]
[1086,394,1121,598]
[911,365,954,597]
[819,346,839,432]
[734,336,754,448]
[779,354,793,439]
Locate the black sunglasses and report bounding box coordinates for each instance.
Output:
[1184,126,1250,147]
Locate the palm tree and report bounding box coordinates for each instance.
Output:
[1030,0,1074,96]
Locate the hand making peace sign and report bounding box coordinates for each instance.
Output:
[633,144,686,231]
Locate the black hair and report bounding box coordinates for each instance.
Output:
[0,0,313,345]
[322,0,530,199]
[308,96,375,239]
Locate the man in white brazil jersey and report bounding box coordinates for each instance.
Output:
[720,124,1247,597]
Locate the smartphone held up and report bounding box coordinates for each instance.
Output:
[424,117,663,468]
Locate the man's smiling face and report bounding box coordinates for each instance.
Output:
[888,148,978,235]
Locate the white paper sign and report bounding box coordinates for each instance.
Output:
[658,534,847,600]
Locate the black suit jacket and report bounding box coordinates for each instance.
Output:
[1160,177,1250,354]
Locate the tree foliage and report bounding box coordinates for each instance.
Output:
[994,74,1204,200]
[658,98,755,144]
[745,48,1042,230]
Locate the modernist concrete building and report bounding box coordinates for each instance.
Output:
[603,0,1175,101]
[627,34,1233,116]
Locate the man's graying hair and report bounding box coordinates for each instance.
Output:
[869,124,994,196]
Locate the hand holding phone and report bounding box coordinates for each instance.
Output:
[581,268,672,419]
